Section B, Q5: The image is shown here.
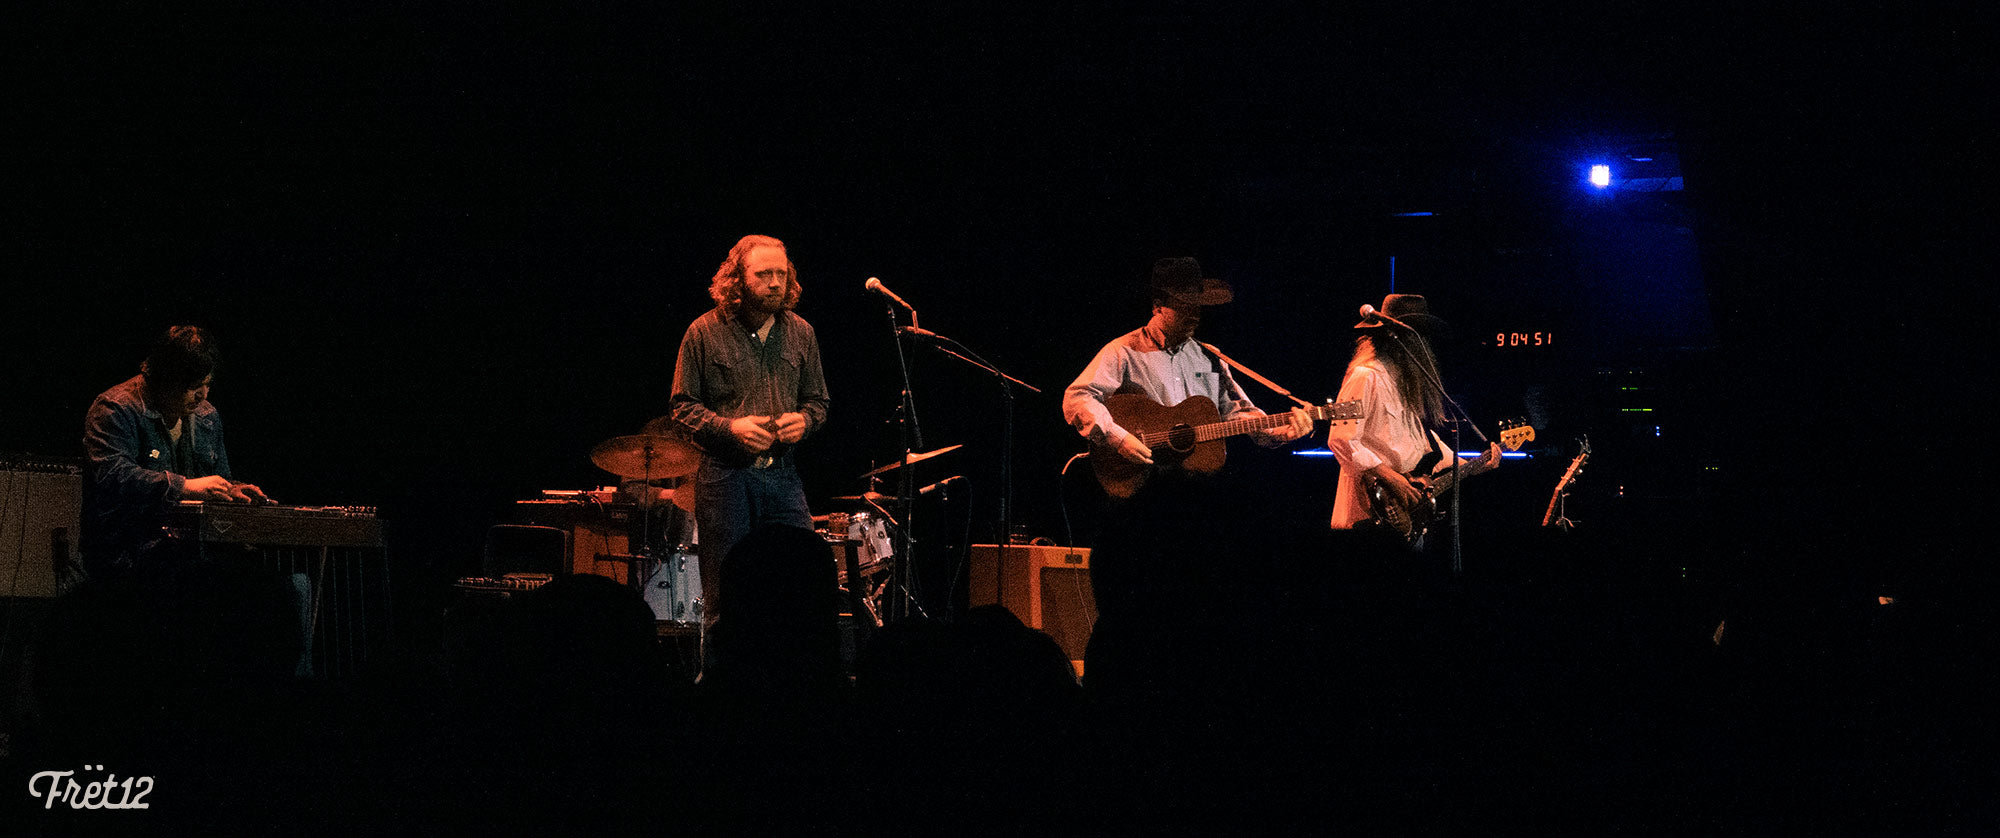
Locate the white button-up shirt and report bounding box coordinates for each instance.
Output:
[1326,355,1451,529]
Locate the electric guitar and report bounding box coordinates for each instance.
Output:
[1090,394,1362,499]
[1541,436,1590,528]
[1365,418,1534,543]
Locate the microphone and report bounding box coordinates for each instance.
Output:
[898,325,941,340]
[918,475,964,496]
[1359,303,1410,330]
[864,277,914,310]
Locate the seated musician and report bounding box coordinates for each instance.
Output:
[1062,257,1309,470]
[81,325,270,576]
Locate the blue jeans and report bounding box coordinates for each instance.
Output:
[693,454,814,624]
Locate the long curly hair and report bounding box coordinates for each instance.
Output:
[708,234,802,318]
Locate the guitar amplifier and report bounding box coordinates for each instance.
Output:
[0,458,83,598]
[968,544,1095,671]
[512,499,637,583]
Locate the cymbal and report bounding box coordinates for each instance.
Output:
[829,492,900,504]
[590,434,701,479]
[858,444,963,479]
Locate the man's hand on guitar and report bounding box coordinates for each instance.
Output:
[1252,407,1313,446]
[730,415,776,453]
[1368,464,1425,511]
[773,412,808,444]
[1114,432,1154,465]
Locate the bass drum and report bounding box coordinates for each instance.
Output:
[639,547,703,625]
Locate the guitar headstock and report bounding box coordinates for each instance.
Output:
[1318,398,1363,423]
[1497,418,1535,452]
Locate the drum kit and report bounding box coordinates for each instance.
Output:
[588,426,703,624]
[587,420,963,628]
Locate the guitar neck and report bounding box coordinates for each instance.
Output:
[1420,427,1526,494]
[1542,450,1588,525]
[1181,411,1299,444]
[1138,401,1355,447]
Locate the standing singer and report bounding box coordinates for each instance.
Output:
[666,235,830,624]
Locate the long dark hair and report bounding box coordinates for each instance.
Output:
[1358,329,1445,431]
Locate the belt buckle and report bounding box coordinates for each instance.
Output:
[752,417,782,469]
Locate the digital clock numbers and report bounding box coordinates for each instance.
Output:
[1494,332,1554,347]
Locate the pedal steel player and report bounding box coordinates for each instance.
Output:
[81,325,271,576]
[666,235,830,625]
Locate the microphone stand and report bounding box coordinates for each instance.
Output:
[1372,311,1490,577]
[898,328,1040,621]
[883,302,925,622]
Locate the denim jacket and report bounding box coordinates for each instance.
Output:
[80,375,233,567]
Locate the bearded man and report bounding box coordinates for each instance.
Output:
[665,234,830,624]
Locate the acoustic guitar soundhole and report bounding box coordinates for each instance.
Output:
[1163,424,1197,453]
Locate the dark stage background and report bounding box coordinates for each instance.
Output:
[7,4,1755,574]
[3,4,1988,818]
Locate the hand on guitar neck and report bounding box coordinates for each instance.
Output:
[1113,405,1310,465]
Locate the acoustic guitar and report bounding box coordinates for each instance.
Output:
[1090,394,1362,499]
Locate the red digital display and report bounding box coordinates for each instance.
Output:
[1494,332,1555,348]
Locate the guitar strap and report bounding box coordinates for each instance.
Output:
[1197,342,1315,409]
[1413,441,1444,478]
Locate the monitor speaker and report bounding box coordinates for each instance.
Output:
[968,544,1096,669]
[1,464,83,598]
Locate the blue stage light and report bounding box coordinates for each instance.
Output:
[1589,164,1611,188]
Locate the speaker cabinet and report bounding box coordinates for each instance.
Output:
[1,465,82,598]
[510,501,635,582]
[968,544,1095,669]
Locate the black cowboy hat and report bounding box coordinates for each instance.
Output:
[1149,257,1234,306]
[1355,293,1450,340]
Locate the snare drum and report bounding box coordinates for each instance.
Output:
[639,547,703,624]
